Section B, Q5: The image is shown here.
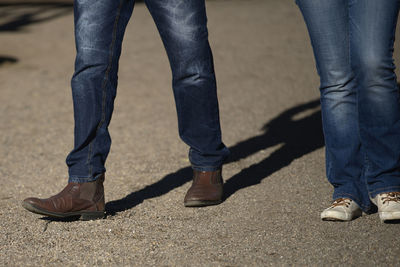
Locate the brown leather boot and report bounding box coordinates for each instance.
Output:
[22,175,105,220]
[184,170,223,207]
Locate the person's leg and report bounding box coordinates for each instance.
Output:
[350,0,400,221]
[145,0,229,171]
[296,0,371,214]
[66,0,135,182]
[350,0,400,196]
[144,0,229,206]
[22,0,135,220]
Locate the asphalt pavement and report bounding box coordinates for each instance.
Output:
[1,0,400,266]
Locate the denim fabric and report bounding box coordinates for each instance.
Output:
[66,0,229,182]
[296,0,400,212]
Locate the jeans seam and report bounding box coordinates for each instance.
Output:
[363,154,371,196]
[86,0,124,178]
[369,185,400,195]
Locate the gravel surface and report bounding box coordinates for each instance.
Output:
[1,0,400,266]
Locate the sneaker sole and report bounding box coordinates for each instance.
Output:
[321,210,362,222]
[379,211,400,222]
[22,201,105,221]
[321,217,351,222]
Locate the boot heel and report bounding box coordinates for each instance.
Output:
[80,211,105,221]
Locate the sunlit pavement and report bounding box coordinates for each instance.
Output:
[1,0,399,265]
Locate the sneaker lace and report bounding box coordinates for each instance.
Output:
[381,192,400,204]
[332,198,352,208]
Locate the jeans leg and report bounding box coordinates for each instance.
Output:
[349,0,400,198]
[296,0,372,210]
[144,0,230,171]
[66,0,135,182]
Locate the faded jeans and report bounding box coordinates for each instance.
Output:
[66,0,230,182]
[296,0,400,212]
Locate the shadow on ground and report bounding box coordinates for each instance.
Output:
[0,1,73,65]
[105,99,324,215]
[0,55,18,65]
[0,1,72,32]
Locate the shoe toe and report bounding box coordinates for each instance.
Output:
[379,209,400,222]
[21,197,42,210]
[23,197,40,205]
[321,207,350,221]
[184,185,222,207]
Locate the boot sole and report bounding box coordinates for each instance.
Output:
[184,199,222,207]
[22,201,105,221]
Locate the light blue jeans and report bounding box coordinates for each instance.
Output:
[296,0,400,212]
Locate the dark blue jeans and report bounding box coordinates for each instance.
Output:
[297,0,400,212]
[66,0,229,182]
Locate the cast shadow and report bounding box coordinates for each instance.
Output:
[105,99,324,216]
[40,215,80,222]
[0,1,73,67]
[384,219,400,224]
[223,99,323,198]
[0,56,18,65]
[0,1,73,32]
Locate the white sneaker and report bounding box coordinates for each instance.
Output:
[372,192,400,222]
[321,198,362,221]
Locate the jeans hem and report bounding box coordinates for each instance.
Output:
[69,173,104,183]
[332,192,372,212]
[191,165,222,172]
[369,185,400,198]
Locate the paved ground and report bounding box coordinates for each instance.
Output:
[1,0,400,266]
